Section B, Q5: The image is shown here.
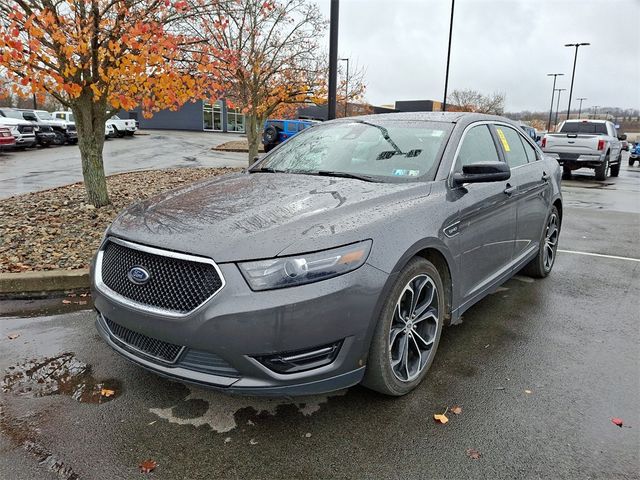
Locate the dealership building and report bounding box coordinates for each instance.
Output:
[121,99,443,133]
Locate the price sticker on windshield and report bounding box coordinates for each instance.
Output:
[496,128,511,152]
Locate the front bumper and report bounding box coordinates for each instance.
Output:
[36,132,56,144]
[92,259,386,396]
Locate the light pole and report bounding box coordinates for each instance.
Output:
[576,97,587,118]
[546,73,564,132]
[564,42,590,119]
[339,58,350,117]
[554,88,566,131]
[442,0,455,111]
[327,0,339,120]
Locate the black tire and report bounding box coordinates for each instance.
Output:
[594,153,609,181]
[263,143,275,153]
[53,131,65,145]
[363,257,444,396]
[68,138,78,145]
[562,166,572,179]
[113,126,125,138]
[629,158,635,167]
[522,206,560,279]
[263,125,279,144]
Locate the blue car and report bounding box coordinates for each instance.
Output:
[262,119,317,152]
[629,142,640,166]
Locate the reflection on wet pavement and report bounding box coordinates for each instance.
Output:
[2,352,121,404]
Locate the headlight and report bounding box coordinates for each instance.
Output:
[238,240,372,291]
[33,125,40,132]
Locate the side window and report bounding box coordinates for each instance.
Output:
[495,125,528,168]
[520,137,539,162]
[456,125,500,169]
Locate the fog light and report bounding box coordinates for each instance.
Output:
[255,341,343,374]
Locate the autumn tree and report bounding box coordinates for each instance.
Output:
[0,0,228,207]
[448,89,506,115]
[189,0,332,163]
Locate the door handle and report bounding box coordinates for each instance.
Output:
[541,171,550,182]
[504,184,517,196]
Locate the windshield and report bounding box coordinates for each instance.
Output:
[255,120,452,182]
[560,122,607,134]
[36,111,54,120]
[1,110,24,119]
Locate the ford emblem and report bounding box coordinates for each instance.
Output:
[128,266,150,285]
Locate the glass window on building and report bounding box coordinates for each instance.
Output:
[226,107,245,133]
[203,101,223,131]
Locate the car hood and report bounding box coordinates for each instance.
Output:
[0,117,31,127]
[108,172,430,262]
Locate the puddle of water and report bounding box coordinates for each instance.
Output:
[149,387,347,433]
[2,352,121,404]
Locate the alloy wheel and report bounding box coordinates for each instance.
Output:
[543,212,559,271]
[389,274,439,382]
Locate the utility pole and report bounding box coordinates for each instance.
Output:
[554,88,566,131]
[592,105,599,119]
[546,73,563,132]
[327,0,339,120]
[339,58,350,117]
[564,42,590,120]
[576,97,587,118]
[442,0,455,111]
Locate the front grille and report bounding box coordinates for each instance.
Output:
[18,125,33,133]
[104,317,183,363]
[178,349,240,378]
[67,124,76,132]
[39,125,53,132]
[100,239,223,314]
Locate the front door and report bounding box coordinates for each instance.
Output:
[449,124,517,304]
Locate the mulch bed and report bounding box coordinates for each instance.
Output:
[212,140,264,153]
[0,167,239,274]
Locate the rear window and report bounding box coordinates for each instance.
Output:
[560,122,607,134]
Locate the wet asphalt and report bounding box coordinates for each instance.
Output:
[0,130,247,199]
[0,158,638,479]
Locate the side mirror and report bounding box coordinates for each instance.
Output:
[618,134,627,141]
[452,162,511,185]
[535,135,541,142]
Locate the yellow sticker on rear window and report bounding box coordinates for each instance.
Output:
[496,128,511,152]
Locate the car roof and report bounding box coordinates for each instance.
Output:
[328,111,517,126]
[563,119,607,123]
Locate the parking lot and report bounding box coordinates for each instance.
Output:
[0,131,247,199]
[0,155,638,479]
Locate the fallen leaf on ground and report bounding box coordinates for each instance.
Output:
[100,388,115,397]
[525,390,532,394]
[611,417,624,427]
[139,459,157,473]
[62,299,72,304]
[434,414,449,424]
[249,439,258,445]
[450,406,462,415]
[466,448,481,460]
[7,333,20,340]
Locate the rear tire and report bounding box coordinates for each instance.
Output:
[594,154,609,181]
[562,166,572,179]
[522,206,560,279]
[629,158,635,167]
[363,257,444,396]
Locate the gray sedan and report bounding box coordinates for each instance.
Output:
[91,112,562,396]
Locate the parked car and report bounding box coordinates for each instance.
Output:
[0,115,37,149]
[106,115,137,137]
[629,142,640,166]
[21,109,77,145]
[0,126,16,151]
[105,123,115,139]
[91,112,562,397]
[0,108,56,147]
[262,119,318,152]
[541,119,623,180]
[518,123,539,143]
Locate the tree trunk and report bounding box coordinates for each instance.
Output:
[246,113,262,166]
[72,93,109,207]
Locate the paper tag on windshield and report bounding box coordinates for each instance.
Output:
[496,128,511,152]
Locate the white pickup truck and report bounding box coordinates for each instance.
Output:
[541,119,624,180]
[106,115,137,137]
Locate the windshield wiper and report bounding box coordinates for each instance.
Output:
[251,166,282,173]
[353,120,404,155]
[314,170,379,182]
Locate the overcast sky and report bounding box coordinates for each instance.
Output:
[318,0,640,112]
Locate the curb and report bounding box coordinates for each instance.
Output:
[0,269,90,297]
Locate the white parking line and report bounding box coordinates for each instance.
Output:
[558,249,640,263]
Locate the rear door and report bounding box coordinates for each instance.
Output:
[449,123,517,304]
[492,124,551,260]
